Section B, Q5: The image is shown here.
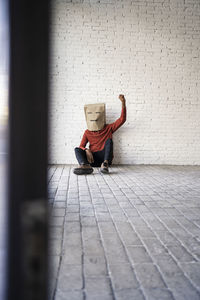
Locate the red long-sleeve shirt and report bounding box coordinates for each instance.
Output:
[79,106,126,153]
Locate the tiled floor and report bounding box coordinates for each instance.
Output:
[48,165,200,300]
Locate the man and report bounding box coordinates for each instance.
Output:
[73,94,126,175]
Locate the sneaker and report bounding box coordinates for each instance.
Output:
[73,165,93,175]
[100,162,109,174]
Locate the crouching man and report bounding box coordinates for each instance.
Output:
[73,94,126,175]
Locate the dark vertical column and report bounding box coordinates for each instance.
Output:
[7,0,49,299]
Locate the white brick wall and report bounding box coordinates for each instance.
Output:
[49,0,200,165]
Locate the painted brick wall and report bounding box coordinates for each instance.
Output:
[49,0,200,165]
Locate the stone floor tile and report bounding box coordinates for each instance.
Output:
[127,246,153,264]
[143,288,174,300]
[63,231,82,248]
[65,212,80,222]
[57,264,83,290]
[117,229,143,246]
[50,216,64,227]
[142,238,169,257]
[155,230,179,246]
[85,276,112,294]
[83,239,105,256]
[134,263,166,288]
[109,263,139,290]
[50,227,63,239]
[62,246,82,265]
[85,293,114,300]
[55,289,84,300]
[115,288,145,300]
[49,239,62,256]
[167,245,196,262]
[84,255,107,277]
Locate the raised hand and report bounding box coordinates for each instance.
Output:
[119,94,126,102]
[118,94,126,107]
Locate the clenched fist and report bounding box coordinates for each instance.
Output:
[119,94,126,107]
[119,94,125,102]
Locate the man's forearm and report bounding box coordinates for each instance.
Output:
[122,99,126,109]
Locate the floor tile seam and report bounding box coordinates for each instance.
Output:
[48,166,58,184]
[51,166,66,204]
[77,173,88,300]
[97,171,148,300]
[52,166,72,300]
[53,166,64,182]
[85,175,116,300]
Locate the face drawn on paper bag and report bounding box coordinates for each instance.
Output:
[84,103,106,131]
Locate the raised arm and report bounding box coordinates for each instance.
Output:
[79,131,88,150]
[110,94,126,133]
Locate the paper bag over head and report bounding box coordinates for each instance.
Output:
[84,103,106,131]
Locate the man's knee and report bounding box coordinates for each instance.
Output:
[74,147,84,154]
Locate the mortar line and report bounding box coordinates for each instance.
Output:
[85,171,116,300]
[52,165,71,300]
[78,173,87,300]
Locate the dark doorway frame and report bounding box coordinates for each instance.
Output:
[7,0,50,299]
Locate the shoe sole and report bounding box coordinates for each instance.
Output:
[73,168,93,175]
[100,168,109,174]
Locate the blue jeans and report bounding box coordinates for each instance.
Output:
[75,138,113,167]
